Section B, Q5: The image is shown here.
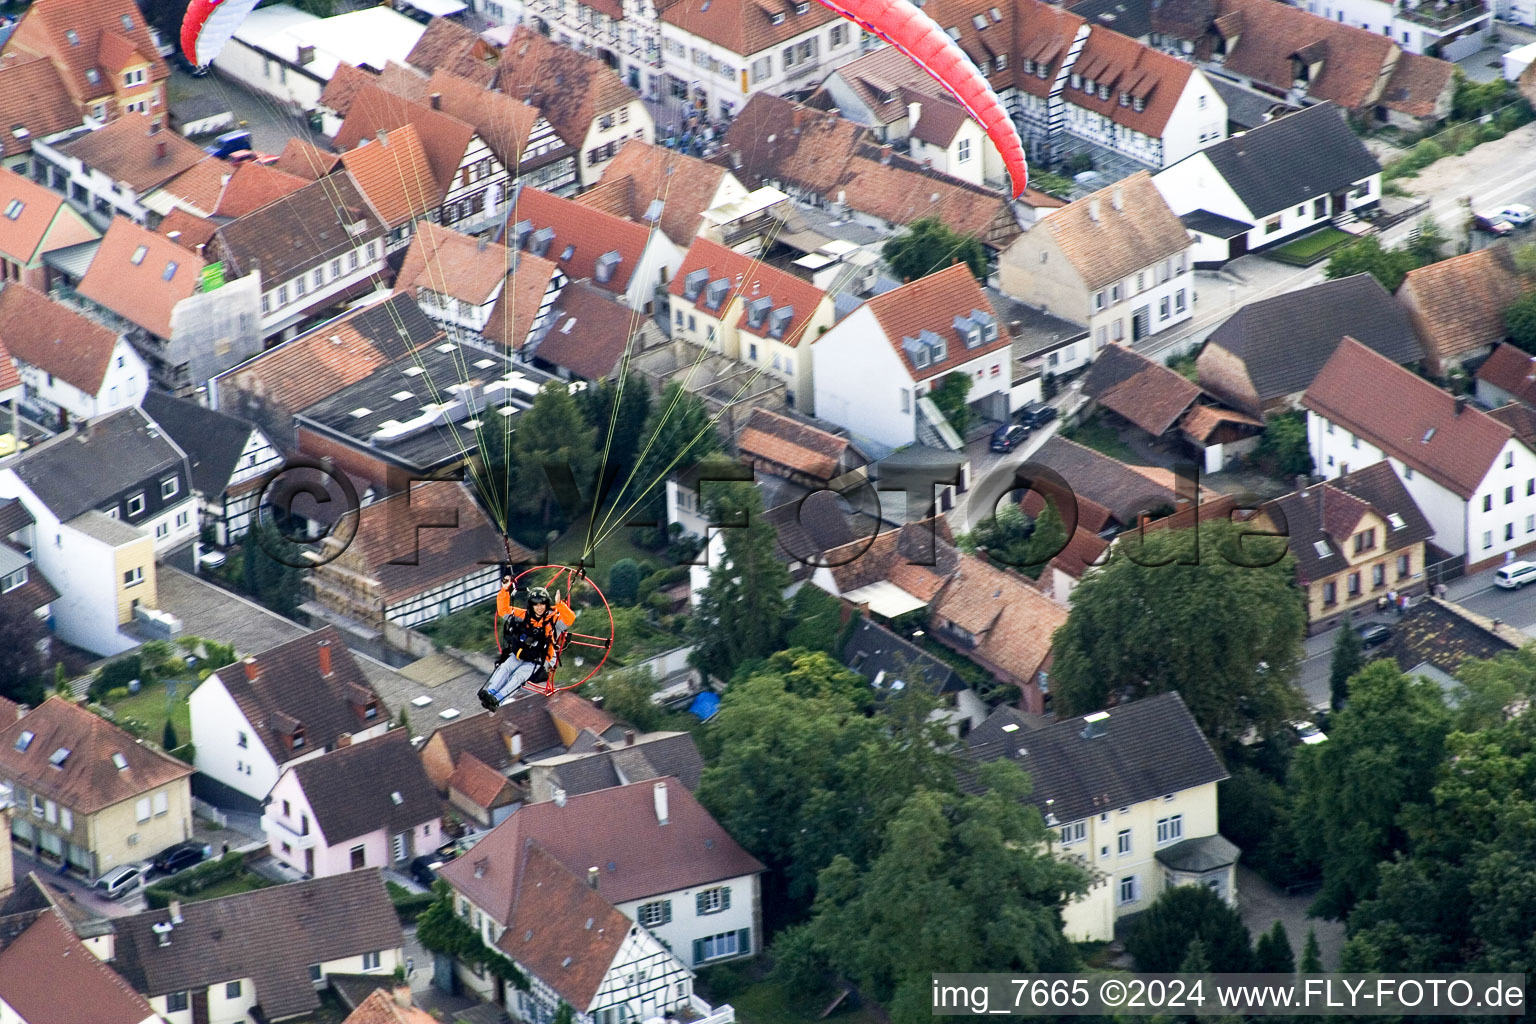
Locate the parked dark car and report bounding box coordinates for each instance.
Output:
[409,855,446,887]
[990,423,1028,453]
[1018,402,1058,429]
[204,129,253,159]
[151,841,209,877]
[1356,622,1392,649]
[1474,213,1515,237]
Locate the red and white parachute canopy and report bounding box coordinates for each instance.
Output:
[181,0,264,69]
[812,0,1029,197]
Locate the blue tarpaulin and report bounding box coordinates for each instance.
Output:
[689,691,720,721]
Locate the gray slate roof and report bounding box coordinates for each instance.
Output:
[961,692,1226,824]
[10,408,187,522]
[842,618,966,696]
[1265,460,1433,583]
[1209,77,1295,131]
[141,390,259,498]
[288,730,441,845]
[1195,102,1380,218]
[1155,833,1240,871]
[1181,209,1251,239]
[1069,0,1152,38]
[534,732,705,796]
[1203,273,1420,405]
[111,870,403,1020]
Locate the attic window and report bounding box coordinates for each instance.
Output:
[768,306,794,338]
[1133,96,1145,112]
[973,13,987,29]
[1119,90,1130,106]
[946,26,961,39]
[66,29,79,45]
[162,261,178,281]
[14,731,33,752]
[990,5,1002,19]
[113,753,129,771]
[562,957,574,968]
[746,295,771,328]
[1388,513,1406,530]
[1422,427,1436,443]
[683,268,709,301]
[3,200,21,220]
[530,226,555,257]
[1313,540,1331,558]
[643,199,664,222]
[796,1,809,11]
[86,68,100,85]
[594,250,622,284]
[349,407,373,418]
[474,358,497,370]
[1001,722,1020,732]
[391,791,403,805]
[391,391,414,402]
[122,14,134,29]
[513,219,533,249]
[705,277,730,309]
[771,12,785,24]
[130,245,148,265]
[402,366,425,376]
[49,747,71,768]
[560,244,575,261]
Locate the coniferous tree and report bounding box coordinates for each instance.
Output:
[1330,614,1364,712]
[1255,921,1296,973]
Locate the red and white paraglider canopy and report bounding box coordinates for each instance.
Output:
[811,0,1029,197]
[181,0,264,69]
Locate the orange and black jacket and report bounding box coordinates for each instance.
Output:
[496,588,575,661]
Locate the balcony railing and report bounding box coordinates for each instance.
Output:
[1396,0,1488,28]
[259,813,319,849]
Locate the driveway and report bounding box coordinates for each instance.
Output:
[1236,865,1346,970]
[11,848,146,918]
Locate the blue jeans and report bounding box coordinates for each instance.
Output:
[486,656,554,703]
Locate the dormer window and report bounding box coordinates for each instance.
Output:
[705,277,730,309]
[683,268,709,301]
[796,2,809,11]
[86,68,100,85]
[1353,529,1376,554]
[1119,91,1130,106]
[747,295,772,328]
[973,14,988,29]
[513,219,533,249]
[1099,84,1109,100]
[768,306,793,338]
[1084,77,1095,92]
[954,314,981,348]
[1133,96,1145,112]
[1024,58,1035,74]
[771,11,785,24]
[594,250,622,284]
[3,200,21,220]
[530,226,555,257]
[66,29,79,45]
[1071,73,1082,89]
[292,728,305,750]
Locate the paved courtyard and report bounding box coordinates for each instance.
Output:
[1236,866,1346,970]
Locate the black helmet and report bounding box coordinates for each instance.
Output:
[526,586,551,607]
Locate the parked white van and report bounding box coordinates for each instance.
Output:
[1494,561,1536,589]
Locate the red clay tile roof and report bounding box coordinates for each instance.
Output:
[396,220,517,306]
[1050,525,1111,580]
[823,45,962,126]
[495,27,640,148]
[1382,51,1453,118]
[0,282,120,393]
[931,552,1067,678]
[157,206,220,252]
[405,17,490,76]
[906,89,970,147]
[273,137,343,180]
[0,912,159,1024]
[1303,337,1515,500]
[511,186,652,296]
[1490,402,1536,451]
[863,263,1009,382]
[1080,343,1201,436]
[736,407,850,480]
[821,518,960,594]
[448,750,516,809]
[579,140,731,245]
[1212,0,1398,111]
[422,68,546,173]
[0,696,191,814]
[376,59,431,98]
[669,236,828,346]
[1067,28,1193,137]
[1,0,169,109]
[335,85,477,195]
[484,256,562,354]
[1400,246,1527,369]
[534,281,638,381]
[77,216,203,339]
[1477,343,1536,407]
[210,172,384,285]
[839,154,1029,245]
[94,28,146,77]
[441,777,764,925]
[0,167,95,267]
[339,123,443,226]
[660,0,838,56]
[155,156,232,217]
[1040,171,1190,291]
[213,160,310,219]
[340,482,513,605]
[490,843,631,1009]
[56,113,205,194]
[1179,403,1262,442]
[719,92,871,197]
[343,989,438,1024]
[0,53,79,156]
[919,0,1085,102]
[544,691,619,739]
[320,61,382,118]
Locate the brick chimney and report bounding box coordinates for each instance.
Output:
[155,139,167,160]
[430,92,442,110]
[243,657,259,682]
[587,866,599,890]
[318,639,332,677]
[624,729,636,746]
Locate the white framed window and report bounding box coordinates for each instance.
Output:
[957,138,971,162]
[167,993,189,1012]
[1118,875,1139,905]
[1059,821,1086,845]
[154,791,169,816]
[697,930,744,961]
[135,797,151,822]
[127,493,145,516]
[362,951,382,970]
[60,808,72,832]
[639,899,672,926]
[175,511,189,529]
[0,568,27,593]
[900,387,911,414]
[161,477,178,499]
[30,794,43,817]
[155,522,168,540]
[1117,829,1131,855]
[1156,815,1182,844]
[696,887,729,915]
[124,567,144,588]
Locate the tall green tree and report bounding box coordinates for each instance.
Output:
[697,658,958,928]
[1051,520,1305,752]
[1505,290,1536,354]
[1300,929,1324,972]
[618,382,722,536]
[882,217,988,283]
[792,761,1087,1024]
[1256,411,1313,478]
[1255,921,1296,974]
[1329,613,1364,712]
[1019,498,1068,580]
[1324,237,1419,293]
[0,599,50,705]
[688,480,789,682]
[241,531,304,618]
[1404,217,1446,267]
[1126,884,1255,973]
[928,372,973,436]
[1289,660,1451,920]
[507,382,599,529]
[579,373,653,485]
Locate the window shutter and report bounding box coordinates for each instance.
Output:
[662,902,672,925]
[695,892,705,915]
[736,928,751,956]
[692,938,705,964]
[720,888,731,911]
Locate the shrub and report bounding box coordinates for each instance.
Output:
[144,851,250,908]
[92,656,146,699]
[386,881,438,924]
[607,558,643,605]
[105,687,131,701]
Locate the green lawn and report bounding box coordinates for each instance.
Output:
[182,874,274,902]
[1266,227,1353,267]
[545,521,664,587]
[1062,413,1139,464]
[106,682,193,747]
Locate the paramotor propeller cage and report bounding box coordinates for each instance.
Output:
[494,565,615,695]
